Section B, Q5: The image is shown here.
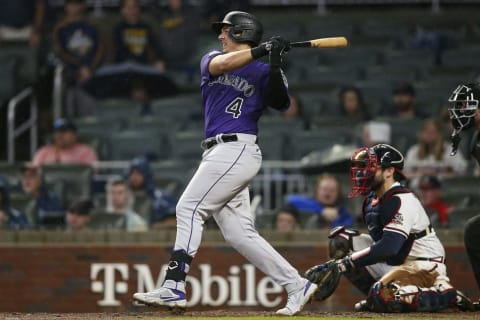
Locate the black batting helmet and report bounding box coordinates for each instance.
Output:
[212,11,263,46]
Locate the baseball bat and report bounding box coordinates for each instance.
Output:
[290,37,348,49]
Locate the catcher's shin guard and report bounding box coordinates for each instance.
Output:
[417,287,457,312]
[343,266,377,295]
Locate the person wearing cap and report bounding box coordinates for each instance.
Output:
[65,198,92,231]
[16,163,64,228]
[32,118,98,166]
[305,143,471,312]
[418,175,453,228]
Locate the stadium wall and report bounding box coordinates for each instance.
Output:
[0,230,474,313]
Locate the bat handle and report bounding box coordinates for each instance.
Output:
[289,41,311,48]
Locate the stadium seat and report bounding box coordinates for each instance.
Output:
[95,98,137,119]
[0,44,37,86]
[40,163,93,207]
[286,130,347,161]
[169,130,204,161]
[9,192,37,226]
[108,130,170,160]
[0,56,18,104]
[88,211,126,230]
[0,162,24,187]
[150,160,196,199]
[257,130,288,161]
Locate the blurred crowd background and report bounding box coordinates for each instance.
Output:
[0,0,479,233]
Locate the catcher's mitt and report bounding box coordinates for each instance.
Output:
[304,259,342,301]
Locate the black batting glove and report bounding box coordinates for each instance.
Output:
[268,36,290,68]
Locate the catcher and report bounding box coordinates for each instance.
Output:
[305,143,473,312]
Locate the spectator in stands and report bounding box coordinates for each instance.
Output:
[417,175,453,228]
[32,118,98,166]
[273,204,300,232]
[126,155,178,224]
[338,86,370,121]
[106,179,148,232]
[404,117,467,186]
[17,163,64,227]
[0,177,30,230]
[65,198,92,231]
[111,0,166,116]
[157,0,199,82]
[285,173,353,229]
[361,120,391,147]
[389,82,426,119]
[52,0,103,117]
[0,0,46,48]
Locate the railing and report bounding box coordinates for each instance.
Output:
[7,87,38,163]
[53,64,64,121]
[94,160,310,212]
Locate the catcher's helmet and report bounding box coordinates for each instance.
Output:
[211,11,263,46]
[448,83,480,134]
[349,144,406,197]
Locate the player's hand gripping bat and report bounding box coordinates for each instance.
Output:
[290,37,348,49]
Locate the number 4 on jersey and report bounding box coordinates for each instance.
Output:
[225,97,243,118]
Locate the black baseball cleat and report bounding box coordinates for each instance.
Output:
[456,290,475,311]
[354,299,369,312]
[473,300,480,311]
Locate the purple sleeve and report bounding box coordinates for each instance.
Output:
[200,50,222,85]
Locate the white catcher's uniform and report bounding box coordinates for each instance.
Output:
[351,182,448,282]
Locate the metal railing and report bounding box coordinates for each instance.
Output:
[93,160,310,212]
[53,64,64,121]
[7,87,38,163]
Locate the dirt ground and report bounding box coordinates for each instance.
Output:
[1,311,479,319]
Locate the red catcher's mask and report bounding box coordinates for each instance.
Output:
[349,147,378,198]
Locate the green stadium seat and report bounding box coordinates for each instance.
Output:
[40,163,93,207]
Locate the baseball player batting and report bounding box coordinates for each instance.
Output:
[448,82,480,310]
[133,11,317,315]
[304,144,474,312]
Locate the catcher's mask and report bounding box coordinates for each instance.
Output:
[448,83,480,155]
[349,144,406,198]
[211,11,263,47]
[448,84,479,133]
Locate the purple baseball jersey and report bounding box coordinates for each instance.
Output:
[200,50,270,138]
